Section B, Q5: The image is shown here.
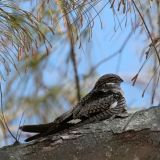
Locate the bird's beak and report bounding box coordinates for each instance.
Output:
[120,78,124,82]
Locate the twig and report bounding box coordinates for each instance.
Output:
[16,112,24,142]
[131,0,160,63]
[62,4,81,101]
[0,82,19,143]
[87,30,133,77]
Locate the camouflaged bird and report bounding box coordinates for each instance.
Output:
[20,74,128,142]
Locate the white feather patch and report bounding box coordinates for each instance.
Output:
[110,101,118,109]
[68,119,81,124]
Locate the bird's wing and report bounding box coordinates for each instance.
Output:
[52,90,107,124]
[53,110,74,124]
[73,90,118,119]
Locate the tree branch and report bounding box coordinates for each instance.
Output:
[1,106,160,160]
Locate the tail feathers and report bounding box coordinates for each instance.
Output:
[24,123,75,142]
[20,121,74,142]
[20,123,54,133]
[25,133,42,142]
[21,110,73,134]
[21,110,74,141]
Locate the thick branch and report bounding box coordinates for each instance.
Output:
[1,106,160,160]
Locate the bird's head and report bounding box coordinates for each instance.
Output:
[93,74,124,90]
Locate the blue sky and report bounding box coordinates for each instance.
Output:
[74,6,152,108]
[30,1,153,107]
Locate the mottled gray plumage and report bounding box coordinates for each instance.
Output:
[20,74,127,142]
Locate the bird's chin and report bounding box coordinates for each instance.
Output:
[112,88,124,95]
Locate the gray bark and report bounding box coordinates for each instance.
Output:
[0,106,160,160]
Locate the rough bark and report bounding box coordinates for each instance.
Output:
[0,106,160,160]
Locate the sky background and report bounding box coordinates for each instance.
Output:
[72,4,152,108]
[18,1,155,109]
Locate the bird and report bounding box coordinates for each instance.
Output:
[20,74,128,142]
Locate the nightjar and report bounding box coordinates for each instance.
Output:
[20,74,128,142]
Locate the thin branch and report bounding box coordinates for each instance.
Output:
[131,0,160,64]
[0,82,19,143]
[62,4,81,101]
[87,30,133,76]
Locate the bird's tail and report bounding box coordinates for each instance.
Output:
[25,133,42,142]
[20,110,73,133]
[20,123,54,133]
[23,122,74,142]
[20,123,60,142]
[20,110,74,141]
